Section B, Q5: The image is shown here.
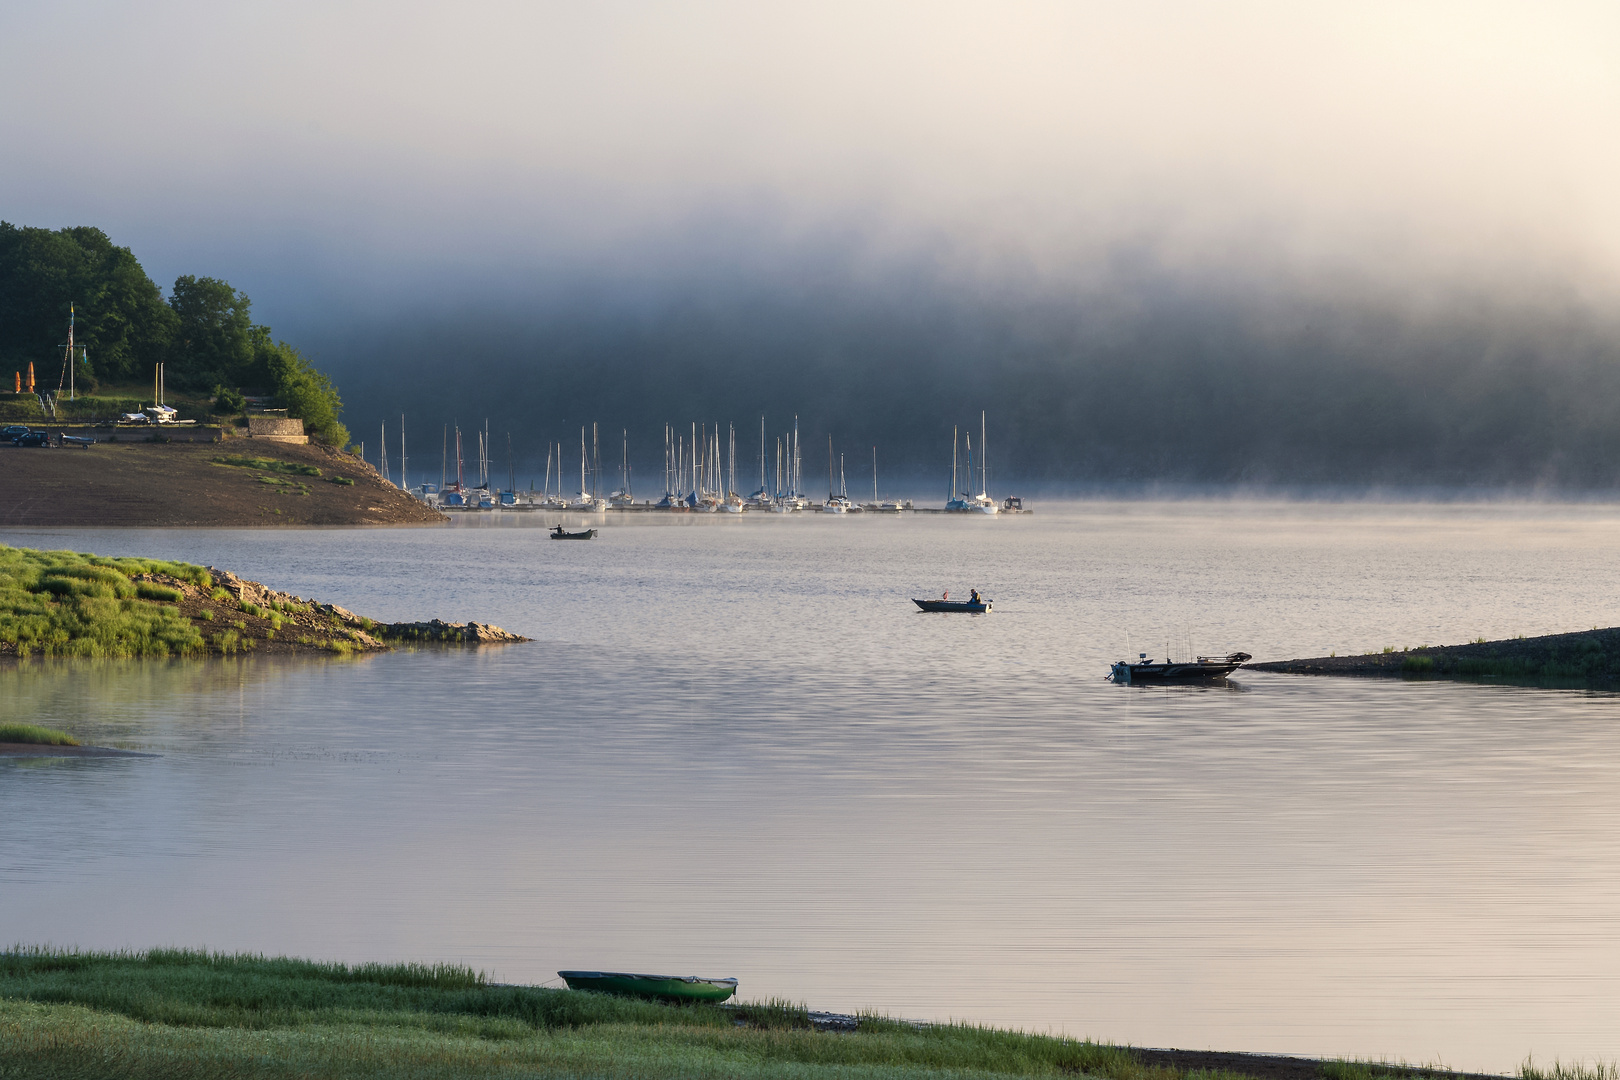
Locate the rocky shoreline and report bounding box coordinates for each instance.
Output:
[209,568,525,651]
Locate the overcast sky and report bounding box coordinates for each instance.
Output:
[4,1,1619,315]
[8,3,1620,487]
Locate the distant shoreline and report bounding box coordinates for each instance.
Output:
[1250,627,1620,686]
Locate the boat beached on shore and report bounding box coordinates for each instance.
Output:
[558,971,738,1002]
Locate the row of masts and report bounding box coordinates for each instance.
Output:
[372,412,994,510]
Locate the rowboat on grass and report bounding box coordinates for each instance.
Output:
[558,971,738,1002]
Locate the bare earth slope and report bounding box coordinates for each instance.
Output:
[0,441,444,527]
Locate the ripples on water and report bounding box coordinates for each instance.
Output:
[4,502,1620,1072]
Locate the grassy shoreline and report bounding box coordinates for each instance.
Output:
[1248,627,1620,687]
[0,948,1553,1080]
[0,721,79,745]
[0,542,523,659]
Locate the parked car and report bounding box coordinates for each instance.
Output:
[1,424,31,440]
[14,430,51,447]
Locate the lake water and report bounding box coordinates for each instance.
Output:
[5,502,1620,1073]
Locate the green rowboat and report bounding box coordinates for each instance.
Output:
[558,970,738,1002]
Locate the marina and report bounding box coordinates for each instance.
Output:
[385,412,1030,516]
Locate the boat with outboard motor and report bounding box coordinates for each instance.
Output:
[550,525,597,540]
[912,590,991,613]
[558,971,738,1002]
[1108,652,1252,684]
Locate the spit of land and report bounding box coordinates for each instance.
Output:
[0,438,443,527]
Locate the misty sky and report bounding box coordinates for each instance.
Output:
[6,3,1620,487]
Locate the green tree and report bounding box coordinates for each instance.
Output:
[167,276,258,390]
[0,223,175,382]
[262,339,348,446]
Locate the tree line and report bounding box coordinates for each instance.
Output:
[0,222,347,445]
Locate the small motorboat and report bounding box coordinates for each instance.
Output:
[550,525,597,540]
[1109,652,1252,684]
[912,592,991,613]
[558,970,738,1002]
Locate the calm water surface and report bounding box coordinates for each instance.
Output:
[5,502,1620,1072]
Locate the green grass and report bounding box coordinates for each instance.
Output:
[330,475,356,485]
[0,722,79,745]
[212,455,322,477]
[0,948,1189,1080]
[1521,1060,1620,1080]
[134,583,183,603]
[0,545,211,658]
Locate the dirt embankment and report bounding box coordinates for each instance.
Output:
[1250,627,1620,685]
[0,439,444,527]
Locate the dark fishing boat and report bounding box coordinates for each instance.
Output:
[912,592,991,613]
[558,970,738,1002]
[1109,652,1252,684]
[550,525,597,540]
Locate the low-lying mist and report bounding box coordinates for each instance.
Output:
[300,254,1620,497]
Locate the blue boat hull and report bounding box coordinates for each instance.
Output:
[912,599,990,613]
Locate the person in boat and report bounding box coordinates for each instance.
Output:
[969,589,980,604]
[942,590,948,600]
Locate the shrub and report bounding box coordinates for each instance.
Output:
[135,583,183,603]
[212,384,247,413]
[329,475,355,486]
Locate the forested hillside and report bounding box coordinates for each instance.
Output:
[0,223,346,445]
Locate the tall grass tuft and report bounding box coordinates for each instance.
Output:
[0,545,209,658]
[1522,1059,1620,1080]
[0,723,79,745]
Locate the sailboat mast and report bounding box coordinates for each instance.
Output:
[981,410,988,497]
[592,422,600,500]
[507,432,515,493]
[759,416,765,493]
[965,433,972,497]
[400,414,408,489]
[441,425,447,489]
[580,427,587,499]
[380,422,389,484]
[952,427,958,499]
[64,303,74,400]
[873,446,877,504]
[827,434,834,498]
